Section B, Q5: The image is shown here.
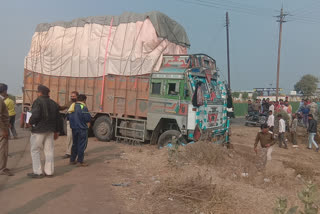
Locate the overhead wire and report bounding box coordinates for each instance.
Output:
[290,0,320,15]
[176,0,272,17]
[288,0,320,23]
[203,0,275,14]
[177,0,320,24]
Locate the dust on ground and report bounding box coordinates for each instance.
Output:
[107,125,320,214]
[2,122,320,214]
[0,126,129,214]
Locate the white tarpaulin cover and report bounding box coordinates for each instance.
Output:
[25,11,190,77]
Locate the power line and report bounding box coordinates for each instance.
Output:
[214,0,275,12]
[198,0,273,15]
[291,0,320,15]
[176,0,271,17]
[178,0,320,24]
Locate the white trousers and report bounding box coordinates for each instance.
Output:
[30,132,54,175]
[66,121,73,155]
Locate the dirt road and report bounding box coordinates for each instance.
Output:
[2,118,320,214]
[0,125,130,214]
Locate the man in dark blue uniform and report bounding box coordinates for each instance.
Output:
[68,94,91,167]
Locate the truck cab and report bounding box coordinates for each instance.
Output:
[147,54,229,147]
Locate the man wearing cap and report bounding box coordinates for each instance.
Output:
[254,124,275,171]
[27,85,62,178]
[68,94,91,167]
[0,83,13,176]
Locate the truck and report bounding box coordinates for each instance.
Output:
[22,12,229,147]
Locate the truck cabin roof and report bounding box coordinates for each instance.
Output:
[162,54,215,69]
[158,54,217,77]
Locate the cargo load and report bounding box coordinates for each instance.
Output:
[24,11,190,78]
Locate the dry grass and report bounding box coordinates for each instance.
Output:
[110,126,320,213]
[283,161,320,179]
[177,141,229,166]
[152,173,232,214]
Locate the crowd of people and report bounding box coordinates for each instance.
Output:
[251,97,320,171]
[0,83,92,178]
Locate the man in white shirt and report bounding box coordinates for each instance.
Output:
[269,101,275,114]
[278,114,287,149]
[267,110,274,132]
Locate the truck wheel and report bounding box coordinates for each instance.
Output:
[157,130,187,148]
[93,116,113,142]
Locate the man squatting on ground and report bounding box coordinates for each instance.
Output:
[27,85,62,178]
[68,94,91,167]
[59,91,79,159]
[307,114,319,152]
[254,124,275,171]
[0,83,13,176]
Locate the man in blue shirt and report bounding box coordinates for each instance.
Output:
[298,100,310,128]
[68,94,91,167]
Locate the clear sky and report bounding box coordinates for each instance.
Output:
[1,0,320,95]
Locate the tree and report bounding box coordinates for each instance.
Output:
[8,94,16,103]
[294,74,319,97]
[242,92,249,100]
[232,92,240,98]
[252,92,258,100]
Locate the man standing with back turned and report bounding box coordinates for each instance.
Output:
[68,94,91,167]
[27,85,62,178]
[0,83,13,176]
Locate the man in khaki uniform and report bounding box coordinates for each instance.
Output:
[254,124,275,171]
[0,83,13,176]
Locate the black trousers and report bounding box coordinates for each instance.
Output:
[9,115,17,137]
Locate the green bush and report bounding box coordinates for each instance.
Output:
[273,182,319,214]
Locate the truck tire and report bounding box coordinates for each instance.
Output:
[93,116,113,142]
[157,130,187,148]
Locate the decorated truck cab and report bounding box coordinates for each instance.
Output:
[146,54,229,147]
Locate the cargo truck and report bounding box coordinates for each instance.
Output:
[22,12,229,146]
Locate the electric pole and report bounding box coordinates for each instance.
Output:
[275,8,287,101]
[226,12,231,90]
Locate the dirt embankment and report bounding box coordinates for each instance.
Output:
[108,125,320,214]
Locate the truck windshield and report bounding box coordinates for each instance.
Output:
[191,76,209,95]
[210,79,222,99]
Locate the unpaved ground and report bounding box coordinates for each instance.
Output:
[107,124,320,214]
[2,120,320,214]
[0,126,130,214]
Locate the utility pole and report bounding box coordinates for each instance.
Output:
[275,8,287,101]
[226,12,231,90]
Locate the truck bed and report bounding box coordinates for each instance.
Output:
[23,69,150,118]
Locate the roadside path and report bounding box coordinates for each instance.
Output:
[0,124,128,214]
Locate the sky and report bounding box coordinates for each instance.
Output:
[1,0,320,95]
